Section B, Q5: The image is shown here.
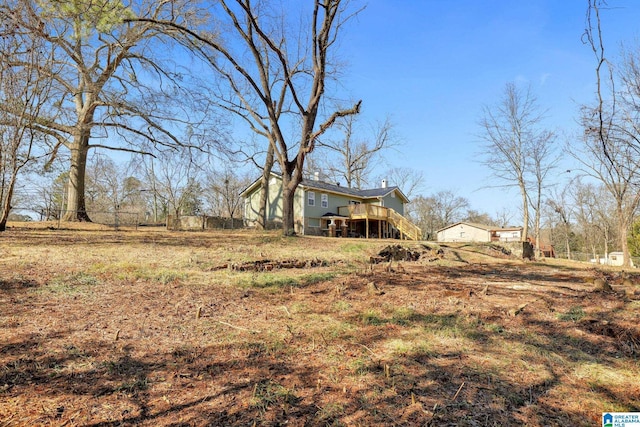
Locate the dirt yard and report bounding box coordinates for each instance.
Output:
[1,224,639,426]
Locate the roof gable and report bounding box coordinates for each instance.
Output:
[436,222,523,234]
[300,179,407,202]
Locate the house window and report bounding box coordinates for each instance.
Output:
[321,194,328,208]
[308,218,320,227]
[308,191,315,206]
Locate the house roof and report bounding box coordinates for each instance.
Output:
[241,171,410,203]
[301,178,409,202]
[321,212,348,218]
[436,221,523,234]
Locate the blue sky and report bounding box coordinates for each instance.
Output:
[335,0,640,217]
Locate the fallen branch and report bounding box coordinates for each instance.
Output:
[357,343,377,358]
[280,305,292,317]
[214,319,261,334]
[451,381,465,401]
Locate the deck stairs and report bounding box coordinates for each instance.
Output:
[337,204,422,240]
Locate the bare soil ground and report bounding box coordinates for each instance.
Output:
[1,224,639,426]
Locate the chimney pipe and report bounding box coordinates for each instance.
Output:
[381,179,387,188]
[314,171,320,181]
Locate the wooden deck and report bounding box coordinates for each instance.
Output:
[337,204,422,240]
[338,204,388,220]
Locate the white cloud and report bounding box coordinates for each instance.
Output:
[540,73,551,86]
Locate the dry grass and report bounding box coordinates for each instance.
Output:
[1,224,639,426]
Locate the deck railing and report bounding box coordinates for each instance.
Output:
[337,204,388,219]
[337,204,422,240]
[388,208,422,241]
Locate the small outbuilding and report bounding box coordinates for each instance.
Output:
[436,222,523,243]
[591,252,634,267]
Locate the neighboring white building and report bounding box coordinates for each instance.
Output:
[493,227,524,242]
[436,222,523,243]
[590,252,634,267]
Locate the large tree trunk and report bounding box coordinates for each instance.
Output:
[280,159,305,237]
[520,185,529,242]
[257,144,274,230]
[619,207,632,267]
[62,131,91,222]
[534,215,541,257]
[621,224,631,267]
[281,184,295,236]
[280,171,298,237]
[533,190,541,257]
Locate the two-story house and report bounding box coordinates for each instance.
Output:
[241,172,421,240]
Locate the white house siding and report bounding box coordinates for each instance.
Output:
[437,223,491,242]
[494,229,522,242]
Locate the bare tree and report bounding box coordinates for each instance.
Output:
[572,179,616,262]
[316,115,397,188]
[384,167,425,201]
[410,196,437,241]
[139,151,203,220]
[0,0,216,222]
[546,185,574,259]
[583,0,616,163]
[434,190,471,226]
[578,2,640,266]
[411,190,470,240]
[493,207,514,229]
[203,167,251,227]
[0,12,52,230]
[528,129,559,257]
[616,45,640,169]
[27,168,68,220]
[464,209,495,226]
[573,109,640,266]
[384,167,425,219]
[479,82,555,244]
[86,154,145,215]
[139,0,362,235]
